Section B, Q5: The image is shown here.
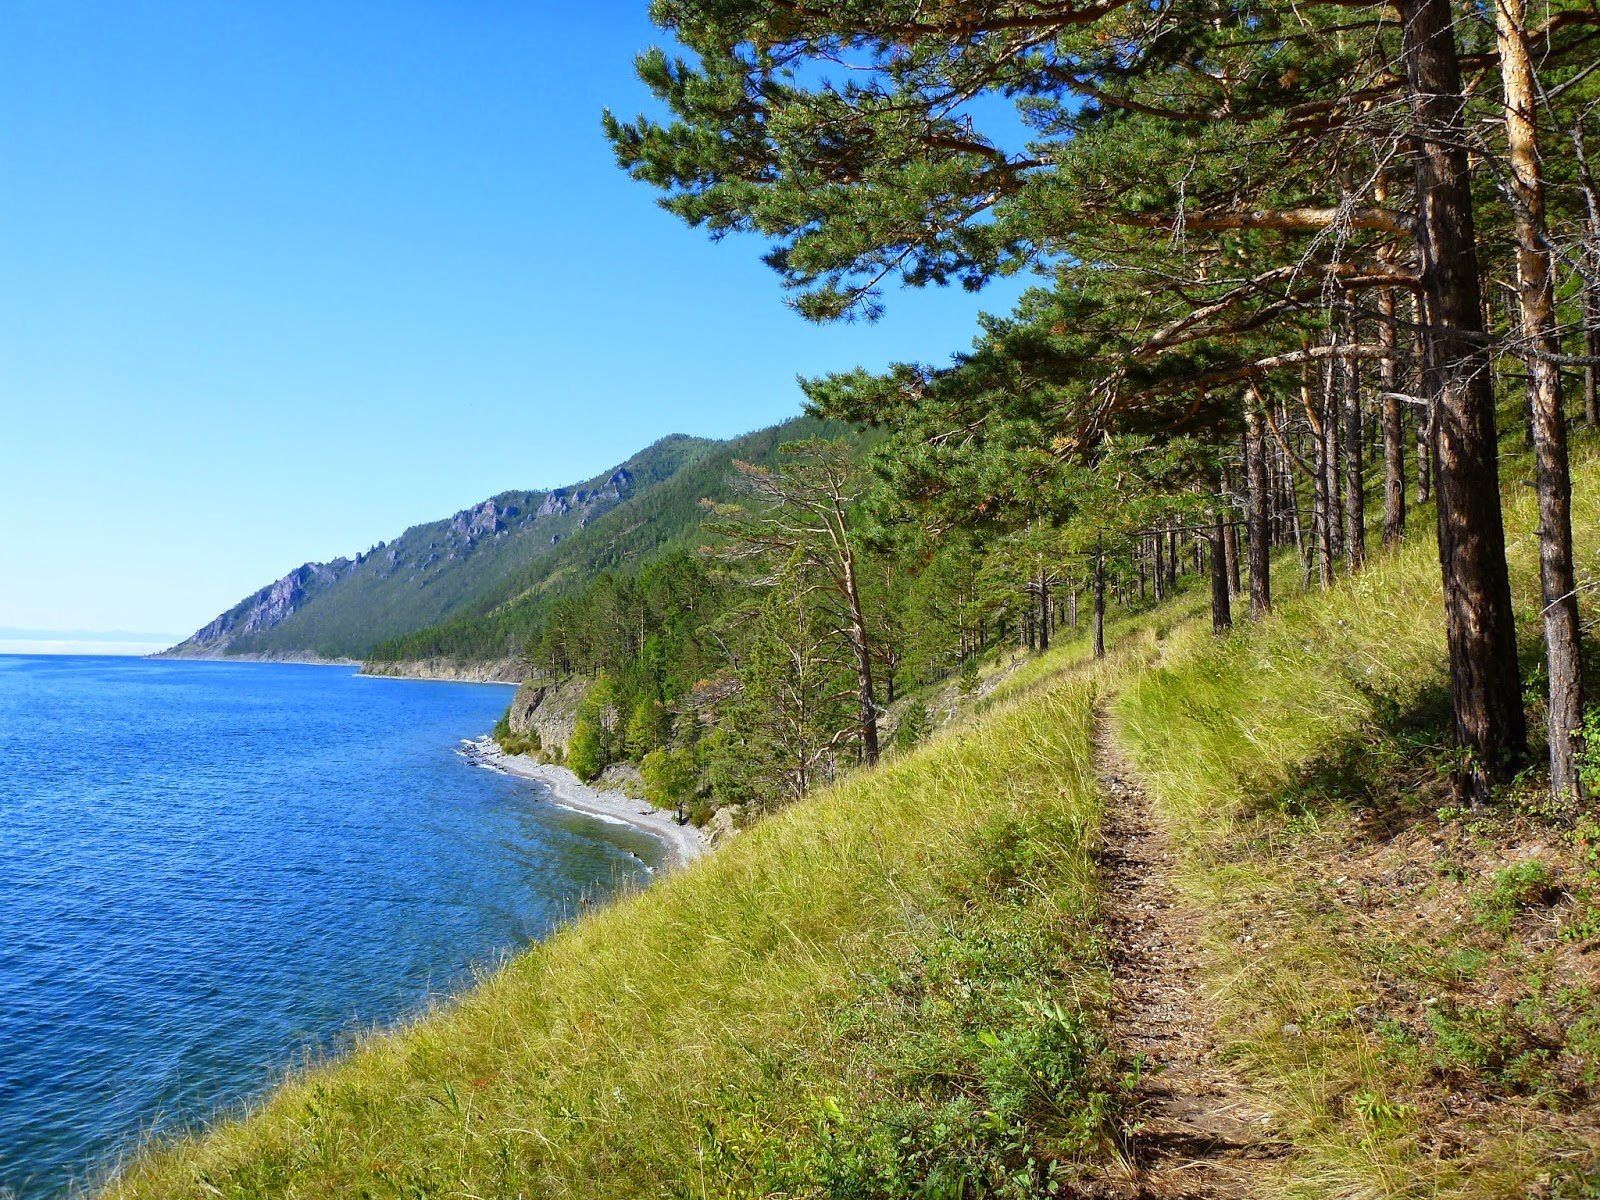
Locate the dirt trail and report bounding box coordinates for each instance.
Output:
[1094,714,1285,1198]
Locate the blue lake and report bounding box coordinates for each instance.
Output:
[0,655,658,1198]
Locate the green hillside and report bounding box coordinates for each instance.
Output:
[363,414,859,666]
[102,441,1600,1199]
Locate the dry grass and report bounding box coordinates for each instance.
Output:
[1115,442,1600,1198]
[102,643,1134,1199]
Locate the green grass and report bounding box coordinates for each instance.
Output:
[1114,441,1600,1197]
[106,441,1600,1198]
[102,655,1132,1198]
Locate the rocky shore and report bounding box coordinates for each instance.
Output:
[361,657,528,684]
[458,736,707,869]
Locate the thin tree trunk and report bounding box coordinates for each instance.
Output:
[1400,0,1528,801]
[1496,0,1584,801]
[1343,321,1368,572]
[1069,585,1078,630]
[1093,542,1106,660]
[1379,285,1407,543]
[1223,469,1242,599]
[1324,357,1345,565]
[1587,260,1600,428]
[1210,506,1233,634]
[840,546,881,767]
[1037,573,1050,654]
[1308,367,1335,588]
[1244,403,1273,617]
[1412,292,1435,506]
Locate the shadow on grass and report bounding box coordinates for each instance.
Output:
[1251,677,1458,843]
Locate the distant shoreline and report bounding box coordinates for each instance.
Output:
[148,651,524,685]
[459,737,707,870]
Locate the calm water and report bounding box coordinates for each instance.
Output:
[0,655,658,1198]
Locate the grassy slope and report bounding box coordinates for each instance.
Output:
[103,659,1130,1198]
[106,444,1600,1198]
[1117,442,1600,1197]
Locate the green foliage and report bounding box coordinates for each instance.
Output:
[364,416,859,667]
[567,717,606,783]
[639,747,696,811]
[1472,861,1558,938]
[625,699,669,759]
[893,701,931,753]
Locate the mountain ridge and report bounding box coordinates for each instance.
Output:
[158,434,719,665]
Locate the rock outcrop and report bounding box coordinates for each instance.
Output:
[506,676,593,757]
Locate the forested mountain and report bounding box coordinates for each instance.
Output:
[164,418,859,668]
[360,415,859,667]
[160,434,719,663]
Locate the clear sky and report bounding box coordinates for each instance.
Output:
[0,1,1029,652]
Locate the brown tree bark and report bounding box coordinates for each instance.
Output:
[1342,322,1368,572]
[1399,0,1528,801]
[1093,541,1107,659]
[1244,402,1273,616]
[1379,285,1407,543]
[1307,365,1336,587]
[1496,0,1584,801]
[1210,505,1233,634]
[1324,358,1345,565]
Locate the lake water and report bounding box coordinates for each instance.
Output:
[0,655,658,1198]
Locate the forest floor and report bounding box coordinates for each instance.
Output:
[1095,712,1287,1198]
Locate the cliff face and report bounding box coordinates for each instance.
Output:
[165,562,354,658]
[159,443,703,663]
[359,658,528,684]
[506,676,592,757]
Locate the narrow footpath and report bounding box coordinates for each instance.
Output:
[1094,713,1285,1199]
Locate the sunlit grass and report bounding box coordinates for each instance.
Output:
[103,641,1132,1198]
[1115,440,1600,1197]
[102,440,1600,1198]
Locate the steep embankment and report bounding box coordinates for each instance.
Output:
[104,654,1128,1198]
[105,446,1599,1198]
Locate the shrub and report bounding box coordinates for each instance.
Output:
[567,716,606,782]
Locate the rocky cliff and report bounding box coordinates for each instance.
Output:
[505,676,593,758]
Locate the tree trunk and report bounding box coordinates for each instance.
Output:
[1222,472,1242,599]
[1342,324,1367,572]
[1093,542,1106,660]
[1324,358,1345,566]
[1309,370,1335,588]
[1210,506,1233,634]
[1587,261,1599,428]
[1400,0,1527,801]
[1496,0,1584,801]
[841,548,881,767]
[1069,585,1078,630]
[1244,404,1273,616]
[1413,292,1435,506]
[1379,285,1407,543]
[1037,573,1050,654]
[1166,526,1178,589]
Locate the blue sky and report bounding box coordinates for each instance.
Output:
[0,1,1030,651]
